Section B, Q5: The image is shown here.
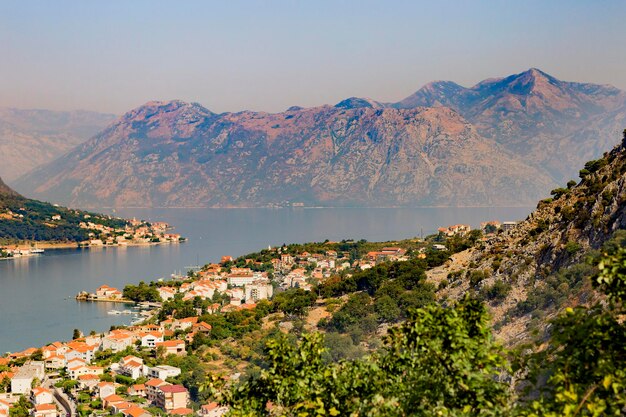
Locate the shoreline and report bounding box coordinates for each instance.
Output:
[1,239,185,255]
[97,205,536,210]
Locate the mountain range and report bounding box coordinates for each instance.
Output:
[0,107,116,181]
[12,68,626,208]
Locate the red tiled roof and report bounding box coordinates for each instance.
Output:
[158,384,187,393]
[170,407,193,415]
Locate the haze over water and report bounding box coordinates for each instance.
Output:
[0,207,532,353]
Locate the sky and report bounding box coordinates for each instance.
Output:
[1,0,625,115]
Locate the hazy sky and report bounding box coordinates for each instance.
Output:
[1,1,625,114]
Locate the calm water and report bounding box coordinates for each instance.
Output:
[0,207,532,352]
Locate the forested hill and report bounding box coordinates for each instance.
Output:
[0,175,127,243]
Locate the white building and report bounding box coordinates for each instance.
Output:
[11,362,45,394]
[147,365,181,380]
[244,281,273,302]
[118,356,145,380]
[140,332,164,348]
[30,387,54,405]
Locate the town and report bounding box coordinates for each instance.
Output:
[0,220,516,417]
[0,215,184,260]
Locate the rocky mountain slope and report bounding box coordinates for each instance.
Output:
[395,68,626,181]
[14,101,553,208]
[0,107,116,181]
[428,131,626,344]
[13,69,626,208]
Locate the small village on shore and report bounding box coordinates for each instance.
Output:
[0,219,516,417]
[0,217,184,261]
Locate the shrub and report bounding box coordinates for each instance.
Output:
[469,270,487,287]
[480,279,512,304]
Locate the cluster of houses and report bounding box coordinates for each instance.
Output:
[0,247,44,259]
[80,218,182,247]
[0,319,226,417]
[187,246,413,297]
[157,266,274,308]
[437,224,473,237]
[438,221,519,238]
[5,222,534,417]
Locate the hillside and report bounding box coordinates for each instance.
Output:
[4,137,626,415]
[395,68,626,182]
[0,107,116,181]
[0,175,178,246]
[14,101,553,208]
[0,180,124,243]
[13,69,626,208]
[428,129,626,345]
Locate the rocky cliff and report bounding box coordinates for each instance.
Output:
[429,131,626,344]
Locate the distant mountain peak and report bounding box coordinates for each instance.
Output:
[112,100,215,138]
[498,67,562,95]
[394,80,465,109]
[124,100,213,119]
[334,97,384,109]
[523,67,552,78]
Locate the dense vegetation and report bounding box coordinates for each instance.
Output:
[123,281,161,302]
[203,242,626,416]
[0,192,128,243]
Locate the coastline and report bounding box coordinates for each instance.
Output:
[8,239,183,250]
[0,239,185,259]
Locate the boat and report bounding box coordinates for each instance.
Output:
[30,248,45,254]
[107,310,122,315]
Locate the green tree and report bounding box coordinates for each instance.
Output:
[521,246,626,416]
[217,297,511,416]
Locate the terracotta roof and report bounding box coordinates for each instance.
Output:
[124,406,149,417]
[194,322,212,331]
[32,387,52,395]
[103,394,125,403]
[145,378,166,387]
[157,384,188,393]
[201,402,220,411]
[157,340,184,347]
[178,317,198,324]
[35,404,56,411]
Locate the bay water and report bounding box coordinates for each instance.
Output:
[0,207,532,352]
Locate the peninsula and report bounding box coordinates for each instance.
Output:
[0,176,184,259]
